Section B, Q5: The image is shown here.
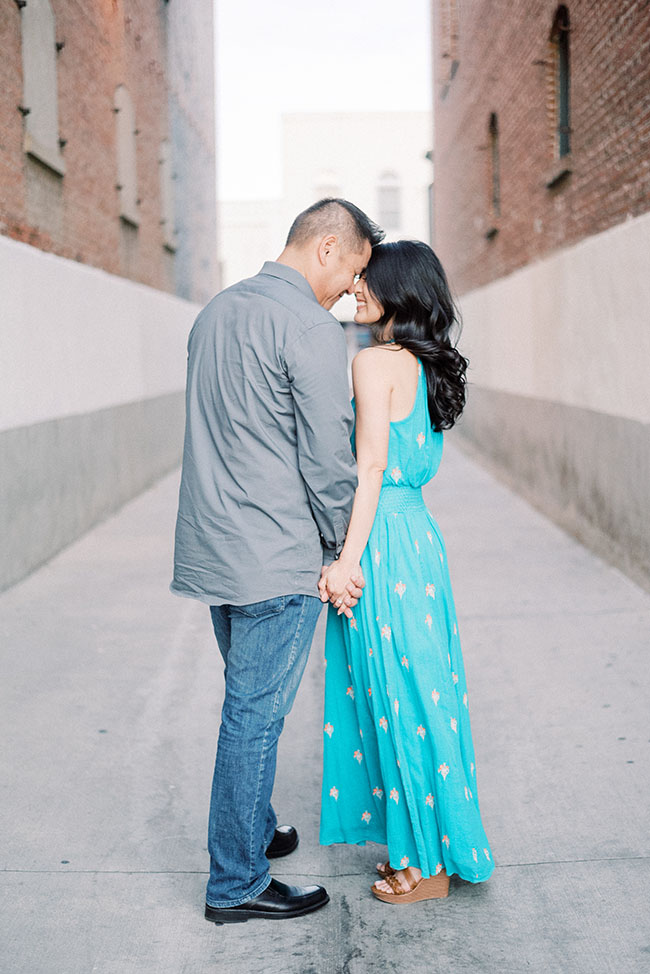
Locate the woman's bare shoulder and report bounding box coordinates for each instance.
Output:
[352,345,396,372]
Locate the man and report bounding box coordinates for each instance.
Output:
[171,199,384,924]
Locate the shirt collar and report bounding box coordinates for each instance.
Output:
[259,261,320,305]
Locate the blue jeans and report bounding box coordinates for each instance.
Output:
[206,594,322,907]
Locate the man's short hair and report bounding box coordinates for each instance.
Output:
[285,198,385,252]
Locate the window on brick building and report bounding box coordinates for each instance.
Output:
[551,6,571,158]
[378,171,401,231]
[438,0,460,94]
[114,85,139,227]
[489,113,501,217]
[159,139,177,251]
[19,0,65,176]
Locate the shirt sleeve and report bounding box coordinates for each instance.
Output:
[284,319,357,560]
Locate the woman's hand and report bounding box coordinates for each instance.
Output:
[319,562,365,617]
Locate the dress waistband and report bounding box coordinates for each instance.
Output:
[376,485,425,514]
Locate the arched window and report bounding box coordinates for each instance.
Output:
[489,112,500,217]
[20,0,65,175]
[377,171,401,231]
[114,85,139,226]
[551,6,571,157]
[159,139,177,251]
[438,0,460,96]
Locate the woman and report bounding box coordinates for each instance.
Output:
[319,240,494,904]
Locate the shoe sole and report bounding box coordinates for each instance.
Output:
[205,893,329,925]
[265,836,299,859]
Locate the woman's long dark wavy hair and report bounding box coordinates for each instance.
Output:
[364,240,468,431]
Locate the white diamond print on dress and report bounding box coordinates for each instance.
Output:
[438,763,450,780]
[400,856,410,868]
[452,672,459,684]
[381,624,392,641]
[394,580,406,599]
[349,616,358,631]
[484,848,491,860]
[329,786,339,801]
[394,699,399,716]
[353,750,363,763]
[465,786,471,801]
[425,793,435,808]
[472,848,478,862]
[346,686,354,700]
[324,723,333,737]
[442,834,450,848]
[431,688,440,705]
[416,432,425,448]
[417,725,426,739]
[361,811,371,823]
[435,863,443,875]
[401,655,409,669]
[415,539,420,554]
[463,692,468,707]
[390,788,399,804]
[374,549,381,565]
[450,717,457,732]
[373,787,384,799]
[425,614,433,629]
[390,467,402,483]
[379,716,388,732]
[426,583,436,599]
[427,531,433,544]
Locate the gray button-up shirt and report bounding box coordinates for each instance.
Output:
[170,262,357,606]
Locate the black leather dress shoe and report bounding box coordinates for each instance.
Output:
[265,824,299,859]
[204,878,329,924]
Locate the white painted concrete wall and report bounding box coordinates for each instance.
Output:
[0,235,198,433]
[458,210,650,425]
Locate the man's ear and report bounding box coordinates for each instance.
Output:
[317,234,338,266]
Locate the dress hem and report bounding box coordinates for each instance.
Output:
[320,832,494,884]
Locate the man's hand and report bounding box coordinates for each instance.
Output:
[319,561,365,618]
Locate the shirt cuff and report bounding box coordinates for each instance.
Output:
[321,538,344,566]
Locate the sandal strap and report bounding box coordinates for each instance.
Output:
[383,869,418,896]
[384,873,406,895]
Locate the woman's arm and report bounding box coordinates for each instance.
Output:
[322,348,392,609]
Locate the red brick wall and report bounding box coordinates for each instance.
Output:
[0,0,174,292]
[432,0,650,295]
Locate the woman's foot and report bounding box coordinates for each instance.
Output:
[374,865,421,894]
[376,860,395,879]
[371,866,450,903]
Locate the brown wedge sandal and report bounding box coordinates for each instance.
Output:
[371,866,450,904]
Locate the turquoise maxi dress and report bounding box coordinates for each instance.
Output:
[319,362,494,883]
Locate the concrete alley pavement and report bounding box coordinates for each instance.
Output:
[1,440,649,974]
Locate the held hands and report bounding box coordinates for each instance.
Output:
[319,561,365,618]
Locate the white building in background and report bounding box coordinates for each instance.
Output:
[281,111,433,241]
[219,200,284,292]
[220,111,434,317]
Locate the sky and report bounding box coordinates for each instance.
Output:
[215,0,432,201]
